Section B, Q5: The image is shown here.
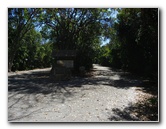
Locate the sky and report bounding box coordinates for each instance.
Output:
[101,9,118,46]
[101,37,110,46]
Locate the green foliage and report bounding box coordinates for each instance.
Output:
[8,8,43,71]
[9,8,114,72]
[42,8,113,71]
[98,45,111,66]
[9,8,158,76]
[108,8,158,76]
[11,29,53,71]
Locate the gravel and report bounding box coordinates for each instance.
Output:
[8,64,151,122]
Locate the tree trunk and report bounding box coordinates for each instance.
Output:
[8,50,16,72]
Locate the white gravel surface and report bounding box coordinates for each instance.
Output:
[8,64,150,122]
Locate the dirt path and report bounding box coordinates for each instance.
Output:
[8,64,154,122]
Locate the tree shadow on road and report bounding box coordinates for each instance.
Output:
[8,67,158,101]
[108,96,158,121]
[8,67,159,122]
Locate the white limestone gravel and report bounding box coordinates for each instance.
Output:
[8,64,151,122]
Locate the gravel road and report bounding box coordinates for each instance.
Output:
[8,64,152,122]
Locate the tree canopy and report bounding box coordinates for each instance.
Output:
[100,8,158,77]
[8,8,113,72]
[8,8,158,78]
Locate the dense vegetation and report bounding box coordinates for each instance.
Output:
[8,8,45,71]
[8,8,112,72]
[99,8,158,78]
[8,8,158,78]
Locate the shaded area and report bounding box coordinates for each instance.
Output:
[108,96,158,121]
[8,107,43,121]
[106,70,159,121]
[8,66,158,103]
[139,80,158,96]
[8,65,158,122]
[8,68,143,96]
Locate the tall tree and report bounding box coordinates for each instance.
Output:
[109,8,158,76]
[8,8,42,71]
[42,8,112,70]
[8,8,115,72]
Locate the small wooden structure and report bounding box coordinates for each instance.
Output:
[50,50,76,80]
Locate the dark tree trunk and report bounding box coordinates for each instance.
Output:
[8,49,17,72]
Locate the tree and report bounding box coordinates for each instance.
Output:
[98,44,111,66]
[108,8,158,76]
[12,29,41,71]
[8,8,42,71]
[11,28,53,71]
[8,8,116,72]
[42,8,113,71]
